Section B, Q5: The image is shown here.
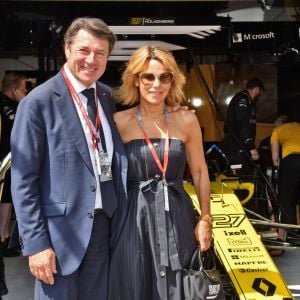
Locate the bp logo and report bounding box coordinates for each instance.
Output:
[252,278,276,296]
[232,33,243,43]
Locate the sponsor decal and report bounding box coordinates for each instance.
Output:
[130,18,144,25]
[228,246,261,253]
[129,17,175,25]
[233,32,243,43]
[232,31,275,43]
[224,229,247,236]
[228,237,252,246]
[231,254,264,259]
[239,268,269,273]
[252,278,276,296]
[234,260,267,266]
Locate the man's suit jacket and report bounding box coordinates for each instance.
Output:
[10,71,128,275]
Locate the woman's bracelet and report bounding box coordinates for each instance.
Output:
[199,214,212,226]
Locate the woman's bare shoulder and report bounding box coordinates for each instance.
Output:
[114,107,137,123]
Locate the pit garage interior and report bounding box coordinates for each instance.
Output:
[1,1,300,299]
[1,0,300,143]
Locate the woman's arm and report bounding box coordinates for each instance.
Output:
[183,112,211,251]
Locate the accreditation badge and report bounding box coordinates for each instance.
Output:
[99,151,113,182]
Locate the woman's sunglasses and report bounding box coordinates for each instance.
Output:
[138,72,174,85]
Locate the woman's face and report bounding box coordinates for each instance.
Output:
[136,59,173,106]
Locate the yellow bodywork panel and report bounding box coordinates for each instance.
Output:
[183,181,294,300]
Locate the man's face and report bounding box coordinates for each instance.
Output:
[14,79,27,102]
[253,87,263,101]
[64,29,109,87]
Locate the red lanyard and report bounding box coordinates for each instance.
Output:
[137,107,169,179]
[62,67,100,149]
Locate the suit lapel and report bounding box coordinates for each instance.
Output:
[96,86,115,126]
[96,85,119,151]
[53,72,94,174]
[96,84,127,189]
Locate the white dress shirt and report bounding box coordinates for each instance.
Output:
[63,64,114,209]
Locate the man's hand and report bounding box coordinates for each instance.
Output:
[171,104,195,113]
[29,248,57,285]
[250,148,259,161]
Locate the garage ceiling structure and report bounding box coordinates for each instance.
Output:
[1,1,300,69]
[0,1,229,58]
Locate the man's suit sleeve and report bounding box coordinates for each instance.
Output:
[10,95,52,256]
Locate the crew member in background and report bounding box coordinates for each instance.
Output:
[221,77,265,175]
[271,112,300,225]
[0,72,27,250]
[0,72,27,296]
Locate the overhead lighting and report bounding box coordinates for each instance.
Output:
[187,33,205,39]
[109,25,221,39]
[204,29,218,34]
[107,25,222,60]
[195,32,211,37]
[191,97,203,108]
[109,40,186,61]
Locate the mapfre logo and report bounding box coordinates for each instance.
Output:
[232,32,275,43]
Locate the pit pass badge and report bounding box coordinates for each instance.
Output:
[95,150,113,182]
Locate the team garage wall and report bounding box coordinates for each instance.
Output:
[0,56,277,147]
[183,63,277,146]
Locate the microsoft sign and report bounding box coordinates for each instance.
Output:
[233,32,275,43]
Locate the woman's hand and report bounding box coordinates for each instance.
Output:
[194,219,212,252]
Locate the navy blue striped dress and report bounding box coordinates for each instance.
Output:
[109,139,197,300]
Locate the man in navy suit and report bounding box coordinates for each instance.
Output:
[10,17,128,299]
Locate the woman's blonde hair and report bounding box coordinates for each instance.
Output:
[115,45,186,106]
